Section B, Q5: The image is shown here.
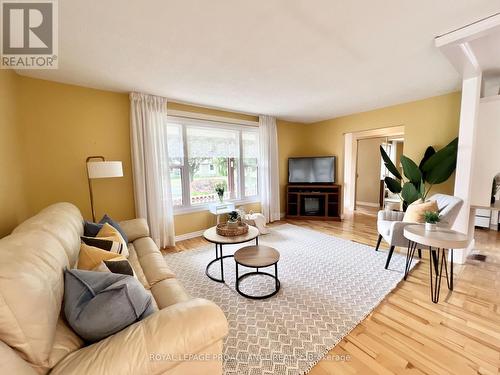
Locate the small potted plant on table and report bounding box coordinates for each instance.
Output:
[215,183,225,203]
[423,211,440,231]
[227,210,240,229]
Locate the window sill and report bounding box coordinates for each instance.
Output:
[173,197,260,216]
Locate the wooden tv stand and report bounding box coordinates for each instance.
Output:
[286,184,341,221]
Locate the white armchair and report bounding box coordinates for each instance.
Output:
[376,194,463,269]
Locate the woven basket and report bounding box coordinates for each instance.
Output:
[216,222,249,237]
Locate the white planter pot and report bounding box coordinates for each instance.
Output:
[425,223,437,231]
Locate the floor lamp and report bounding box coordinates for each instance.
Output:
[86,156,123,222]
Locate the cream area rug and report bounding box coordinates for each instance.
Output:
[164,224,417,375]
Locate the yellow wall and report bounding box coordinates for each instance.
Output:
[0,71,460,238]
[276,120,311,213]
[17,75,136,222]
[1,73,289,237]
[307,92,462,197]
[0,70,29,236]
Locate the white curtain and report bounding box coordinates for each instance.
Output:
[130,92,175,248]
[258,115,281,222]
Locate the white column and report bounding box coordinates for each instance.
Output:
[452,74,482,263]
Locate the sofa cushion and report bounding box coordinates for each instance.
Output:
[12,202,83,267]
[150,278,190,309]
[63,269,154,342]
[46,318,84,371]
[133,237,175,286]
[127,243,150,289]
[119,218,150,242]
[99,214,128,243]
[0,230,69,366]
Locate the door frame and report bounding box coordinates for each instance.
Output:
[343,125,405,213]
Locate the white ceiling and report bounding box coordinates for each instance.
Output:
[470,29,500,76]
[17,0,500,123]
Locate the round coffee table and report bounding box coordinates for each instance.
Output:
[404,225,469,303]
[203,225,259,283]
[234,245,280,299]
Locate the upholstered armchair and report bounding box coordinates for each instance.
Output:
[376,194,464,269]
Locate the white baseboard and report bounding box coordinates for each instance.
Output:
[356,201,380,207]
[175,229,205,242]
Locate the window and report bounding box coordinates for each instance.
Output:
[167,117,259,211]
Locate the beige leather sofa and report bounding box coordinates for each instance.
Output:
[0,203,228,375]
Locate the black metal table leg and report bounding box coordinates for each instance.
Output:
[205,235,260,283]
[235,262,280,299]
[431,249,439,274]
[450,249,453,290]
[442,248,454,291]
[275,263,279,290]
[428,247,453,303]
[205,243,234,283]
[404,241,417,280]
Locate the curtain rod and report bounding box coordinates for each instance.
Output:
[167,110,259,127]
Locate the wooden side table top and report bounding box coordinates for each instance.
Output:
[234,245,280,268]
[404,224,470,249]
[203,225,259,244]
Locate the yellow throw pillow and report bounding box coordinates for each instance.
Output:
[97,223,129,258]
[77,243,123,270]
[403,200,439,223]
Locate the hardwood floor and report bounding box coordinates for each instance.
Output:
[165,212,500,375]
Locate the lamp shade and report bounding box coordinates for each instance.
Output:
[87,161,123,179]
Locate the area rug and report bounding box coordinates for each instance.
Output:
[164,224,417,374]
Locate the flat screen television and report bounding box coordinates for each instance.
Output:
[288,156,336,184]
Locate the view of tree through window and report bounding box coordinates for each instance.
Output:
[167,119,259,209]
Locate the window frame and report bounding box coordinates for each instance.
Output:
[167,116,260,215]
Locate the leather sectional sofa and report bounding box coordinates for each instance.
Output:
[0,202,228,374]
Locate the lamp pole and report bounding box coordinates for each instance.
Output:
[86,155,105,222]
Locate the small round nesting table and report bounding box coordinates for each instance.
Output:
[404,225,469,303]
[234,245,280,299]
[203,225,259,283]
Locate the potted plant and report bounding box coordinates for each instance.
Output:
[227,210,240,228]
[215,183,225,203]
[423,211,440,231]
[380,137,458,210]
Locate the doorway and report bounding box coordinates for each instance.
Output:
[343,126,405,213]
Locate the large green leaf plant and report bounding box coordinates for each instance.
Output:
[380,137,458,209]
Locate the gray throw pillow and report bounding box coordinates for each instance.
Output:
[83,220,103,237]
[64,269,154,342]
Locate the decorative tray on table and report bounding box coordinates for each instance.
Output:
[216,222,249,237]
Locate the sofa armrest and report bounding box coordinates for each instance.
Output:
[119,218,150,242]
[50,298,228,375]
[0,341,38,375]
